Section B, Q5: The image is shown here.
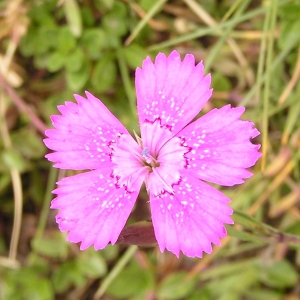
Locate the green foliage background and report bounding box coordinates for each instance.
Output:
[0,0,300,299]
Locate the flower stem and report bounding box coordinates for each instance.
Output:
[116,49,136,116]
[35,167,58,241]
[125,0,168,45]
[261,0,278,171]
[0,39,23,264]
[93,245,138,299]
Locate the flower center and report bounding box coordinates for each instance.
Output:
[141,147,160,169]
[109,120,190,196]
[138,120,190,196]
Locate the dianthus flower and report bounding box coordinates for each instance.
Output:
[44,50,261,258]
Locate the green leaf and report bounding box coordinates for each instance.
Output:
[81,7,95,27]
[200,259,258,281]
[34,54,48,69]
[20,29,38,57]
[40,26,60,50]
[259,259,299,288]
[279,3,300,20]
[11,129,46,159]
[187,288,212,300]
[64,0,82,37]
[91,55,117,92]
[80,29,105,59]
[28,1,57,25]
[212,72,232,91]
[77,249,107,278]
[244,289,283,300]
[27,279,53,300]
[20,27,53,56]
[140,0,156,11]
[65,48,85,72]
[96,0,115,10]
[106,262,154,299]
[31,233,68,258]
[278,19,300,51]
[4,266,53,300]
[101,244,119,261]
[102,2,128,37]
[0,173,11,193]
[52,260,86,293]
[41,90,74,120]
[226,225,266,243]
[282,91,300,143]
[1,148,27,172]
[157,272,197,300]
[66,57,91,91]
[21,22,58,59]
[46,51,66,72]
[232,210,269,232]
[56,26,77,55]
[123,44,149,69]
[204,265,258,300]
[102,28,122,49]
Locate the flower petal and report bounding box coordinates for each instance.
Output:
[178,105,261,186]
[44,91,130,170]
[136,50,212,138]
[111,133,150,192]
[150,171,233,258]
[140,120,173,155]
[146,134,188,196]
[51,168,144,250]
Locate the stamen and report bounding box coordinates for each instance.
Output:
[141,147,159,167]
[141,147,149,159]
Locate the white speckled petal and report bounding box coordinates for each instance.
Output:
[135,50,212,137]
[44,92,130,170]
[150,170,233,258]
[178,105,261,186]
[51,169,144,250]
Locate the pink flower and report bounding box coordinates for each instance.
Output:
[44,50,261,258]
